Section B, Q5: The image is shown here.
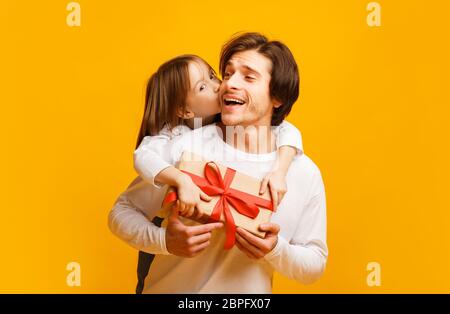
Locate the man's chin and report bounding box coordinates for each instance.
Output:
[220,115,241,126]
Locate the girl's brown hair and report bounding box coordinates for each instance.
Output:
[136,54,209,149]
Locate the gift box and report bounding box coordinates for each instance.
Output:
[161,151,274,249]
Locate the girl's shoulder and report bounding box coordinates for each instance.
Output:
[170,124,191,137]
[158,124,191,139]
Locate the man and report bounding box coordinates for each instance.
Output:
[108,32,328,293]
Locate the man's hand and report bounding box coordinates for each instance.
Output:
[165,206,223,258]
[234,223,280,259]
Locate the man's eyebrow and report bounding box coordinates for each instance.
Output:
[225,61,261,76]
[225,60,234,70]
[242,65,261,77]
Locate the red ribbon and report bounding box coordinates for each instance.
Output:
[163,162,274,249]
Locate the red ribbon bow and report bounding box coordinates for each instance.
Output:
[163,162,274,249]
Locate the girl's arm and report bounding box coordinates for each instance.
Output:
[134,126,210,217]
[260,121,303,210]
[275,120,303,156]
[133,126,178,188]
[154,166,212,217]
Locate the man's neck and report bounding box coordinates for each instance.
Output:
[185,114,220,130]
[217,122,276,154]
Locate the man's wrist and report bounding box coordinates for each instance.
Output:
[160,227,172,255]
[264,235,285,260]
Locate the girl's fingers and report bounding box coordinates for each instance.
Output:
[168,204,180,223]
[277,191,284,205]
[259,177,269,194]
[200,191,212,202]
[179,202,186,214]
[194,208,204,220]
[186,205,195,217]
[270,184,278,212]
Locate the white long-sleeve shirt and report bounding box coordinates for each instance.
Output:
[108,124,327,293]
[133,120,303,187]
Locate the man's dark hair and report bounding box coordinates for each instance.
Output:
[219,32,300,126]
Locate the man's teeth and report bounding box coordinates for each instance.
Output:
[224,98,245,105]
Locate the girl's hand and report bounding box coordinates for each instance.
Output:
[176,174,212,218]
[259,171,288,212]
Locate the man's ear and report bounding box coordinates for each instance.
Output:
[176,107,195,119]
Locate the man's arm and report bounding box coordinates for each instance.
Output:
[108,189,224,258]
[236,170,328,285]
[108,193,170,255]
[109,126,222,256]
[264,174,328,284]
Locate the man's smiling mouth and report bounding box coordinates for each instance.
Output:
[223,95,246,106]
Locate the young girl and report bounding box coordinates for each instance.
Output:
[134,54,303,217]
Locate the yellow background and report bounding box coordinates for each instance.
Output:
[1,0,449,293]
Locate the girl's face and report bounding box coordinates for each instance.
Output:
[185,60,221,121]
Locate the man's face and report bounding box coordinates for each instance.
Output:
[219,50,280,127]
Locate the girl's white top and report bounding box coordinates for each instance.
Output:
[133,120,303,188]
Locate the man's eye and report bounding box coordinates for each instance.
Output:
[245,76,255,80]
[223,73,230,78]
[199,84,206,91]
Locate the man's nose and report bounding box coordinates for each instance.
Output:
[224,73,240,90]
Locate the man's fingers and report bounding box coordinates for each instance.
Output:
[259,177,269,194]
[235,232,263,258]
[258,223,280,234]
[190,240,211,255]
[235,238,257,259]
[236,227,267,249]
[189,232,212,246]
[187,222,224,236]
